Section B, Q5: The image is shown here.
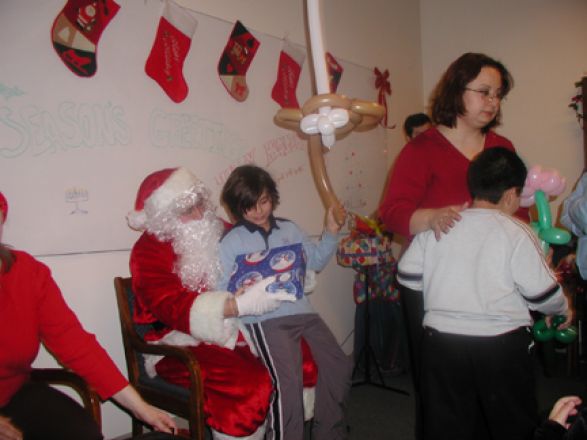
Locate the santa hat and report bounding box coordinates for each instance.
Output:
[0,192,7,223]
[127,167,203,231]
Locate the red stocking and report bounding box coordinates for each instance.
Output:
[271,40,305,108]
[51,0,120,77]
[326,52,343,93]
[145,1,197,103]
[218,21,260,102]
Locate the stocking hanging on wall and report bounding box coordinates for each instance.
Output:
[218,21,260,102]
[145,1,198,103]
[271,40,306,108]
[326,52,343,93]
[51,0,120,77]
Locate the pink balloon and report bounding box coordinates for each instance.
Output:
[541,171,561,193]
[520,194,535,208]
[550,177,567,197]
[521,185,535,198]
[526,165,545,190]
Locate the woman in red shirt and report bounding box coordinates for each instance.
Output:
[0,192,177,440]
[379,52,520,440]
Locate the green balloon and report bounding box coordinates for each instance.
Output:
[539,227,572,245]
[552,315,567,327]
[534,190,552,230]
[555,326,578,344]
[532,319,555,342]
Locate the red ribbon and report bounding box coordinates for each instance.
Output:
[374,67,393,128]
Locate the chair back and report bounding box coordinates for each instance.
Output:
[113,277,206,440]
[114,277,148,385]
[30,368,101,428]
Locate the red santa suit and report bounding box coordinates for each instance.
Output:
[127,167,317,440]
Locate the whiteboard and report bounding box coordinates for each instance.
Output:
[0,0,389,255]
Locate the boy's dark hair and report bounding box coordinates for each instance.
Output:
[431,52,513,134]
[403,113,431,138]
[221,165,280,221]
[467,147,527,204]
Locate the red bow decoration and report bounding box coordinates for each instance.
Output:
[374,67,394,128]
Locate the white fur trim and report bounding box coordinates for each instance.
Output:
[303,387,315,421]
[126,210,148,231]
[144,354,164,378]
[143,329,200,377]
[145,167,200,216]
[163,0,197,38]
[190,290,240,347]
[211,422,266,440]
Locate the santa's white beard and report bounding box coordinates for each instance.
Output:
[167,211,224,292]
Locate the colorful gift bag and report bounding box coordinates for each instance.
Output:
[337,235,399,304]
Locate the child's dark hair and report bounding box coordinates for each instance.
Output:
[221,165,280,221]
[467,147,527,204]
[403,113,431,138]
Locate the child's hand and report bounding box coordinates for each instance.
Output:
[325,204,346,234]
[548,396,582,428]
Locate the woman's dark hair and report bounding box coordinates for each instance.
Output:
[221,165,280,221]
[467,147,527,204]
[431,52,513,133]
[0,244,14,273]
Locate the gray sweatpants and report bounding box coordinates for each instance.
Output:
[246,313,352,440]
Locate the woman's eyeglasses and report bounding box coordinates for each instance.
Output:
[465,87,504,102]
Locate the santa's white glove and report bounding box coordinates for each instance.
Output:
[235,276,296,317]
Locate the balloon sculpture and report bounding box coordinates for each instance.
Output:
[520,165,571,254]
[533,315,577,344]
[274,0,385,223]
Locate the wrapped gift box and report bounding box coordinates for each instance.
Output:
[227,243,306,300]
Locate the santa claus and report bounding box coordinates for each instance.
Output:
[127,167,316,440]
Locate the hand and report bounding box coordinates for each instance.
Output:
[325,204,346,234]
[429,203,467,240]
[0,416,22,440]
[132,402,178,434]
[546,308,575,330]
[235,276,294,316]
[548,395,582,428]
[112,385,177,434]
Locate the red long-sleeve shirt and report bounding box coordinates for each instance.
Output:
[0,250,128,406]
[379,127,525,238]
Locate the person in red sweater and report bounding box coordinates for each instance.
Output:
[378,52,523,440]
[0,192,177,440]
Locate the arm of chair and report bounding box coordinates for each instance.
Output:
[30,367,101,429]
[129,336,204,399]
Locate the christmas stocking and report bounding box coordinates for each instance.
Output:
[145,1,197,103]
[218,21,260,102]
[326,52,343,93]
[271,40,305,108]
[51,0,120,77]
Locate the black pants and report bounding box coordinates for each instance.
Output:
[420,327,538,440]
[399,286,425,440]
[1,382,103,440]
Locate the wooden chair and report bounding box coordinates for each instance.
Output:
[113,277,206,440]
[30,367,101,429]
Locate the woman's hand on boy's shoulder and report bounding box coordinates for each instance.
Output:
[325,204,346,234]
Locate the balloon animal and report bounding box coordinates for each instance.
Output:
[532,315,577,344]
[520,165,571,254]
[274,0,385,224]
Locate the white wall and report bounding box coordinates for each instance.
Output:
[420,0,587,218]
[24,1,423,438]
